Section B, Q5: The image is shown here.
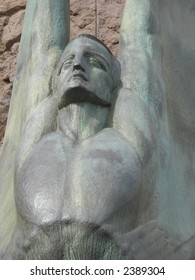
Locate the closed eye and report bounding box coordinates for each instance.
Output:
[85,54,107,72]
[61,55,75,70]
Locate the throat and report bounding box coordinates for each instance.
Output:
[58,103,110,142]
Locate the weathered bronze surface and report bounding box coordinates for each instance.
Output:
[1,0,195,259]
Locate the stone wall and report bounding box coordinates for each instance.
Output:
[0,0,125,147]
[0,0,26,147]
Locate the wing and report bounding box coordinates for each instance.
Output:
[116,0,195,259]
[0,0,70,257]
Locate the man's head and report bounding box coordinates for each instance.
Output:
[53,34,121,109]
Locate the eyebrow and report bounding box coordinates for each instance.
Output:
[63,54,75,61]
[84,51,110,69]
[60,48,111,71]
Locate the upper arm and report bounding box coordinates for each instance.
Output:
[113,88,158,165]
[15,96,58,172]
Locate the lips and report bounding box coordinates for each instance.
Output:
[68,71,88,82]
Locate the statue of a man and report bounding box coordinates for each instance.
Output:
[13,34,149,259]
[2,0,195,260]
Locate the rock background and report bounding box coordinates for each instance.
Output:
[0,0,125,148]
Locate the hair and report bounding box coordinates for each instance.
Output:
[52,34,121,94]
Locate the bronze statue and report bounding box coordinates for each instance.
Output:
[1,0,195,259]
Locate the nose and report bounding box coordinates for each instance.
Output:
[73,55,85,72]
[73,63,85,71]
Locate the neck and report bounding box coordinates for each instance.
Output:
[57,103,110,142]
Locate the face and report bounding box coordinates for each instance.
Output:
[55,37,114,108]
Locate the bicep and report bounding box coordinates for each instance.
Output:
[15,96,58,171]
[113,88,157,165]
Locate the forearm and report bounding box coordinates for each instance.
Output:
[120,0,158,53]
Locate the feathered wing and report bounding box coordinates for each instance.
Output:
[0,0,70,257]
[114,0,195,259]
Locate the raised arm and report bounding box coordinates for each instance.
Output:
[112,1,164,258]
[114,0,163,167]
[119,0,163,118]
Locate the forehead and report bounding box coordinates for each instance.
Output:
[62,37,112,63]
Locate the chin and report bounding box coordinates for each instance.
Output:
[58,85,111,110]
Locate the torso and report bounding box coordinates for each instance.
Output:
[15,128,141,258]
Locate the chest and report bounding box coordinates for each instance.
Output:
[15,129,140,226]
